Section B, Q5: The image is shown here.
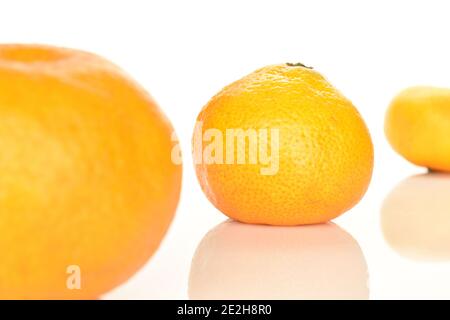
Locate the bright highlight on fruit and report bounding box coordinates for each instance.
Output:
[385,86,450,172]
[0,44,182,299]
[193,63,374,226]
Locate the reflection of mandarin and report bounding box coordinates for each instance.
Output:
[0,44,182,299]
[189,220,369,300]
[382,174,450,261]
[193,63,374,225]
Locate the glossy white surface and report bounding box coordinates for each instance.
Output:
[2,0,450,300]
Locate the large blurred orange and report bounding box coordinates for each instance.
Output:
[193,64,373,225]
[0,44,182,299]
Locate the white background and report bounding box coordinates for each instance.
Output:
[2,0,450,299]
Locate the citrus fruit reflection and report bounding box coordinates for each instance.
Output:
[189,220,369,299]
[382,173,450,261]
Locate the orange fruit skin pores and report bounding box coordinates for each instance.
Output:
[193,64,374,226]
[385,86,450,172]
[0,44,182,299]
